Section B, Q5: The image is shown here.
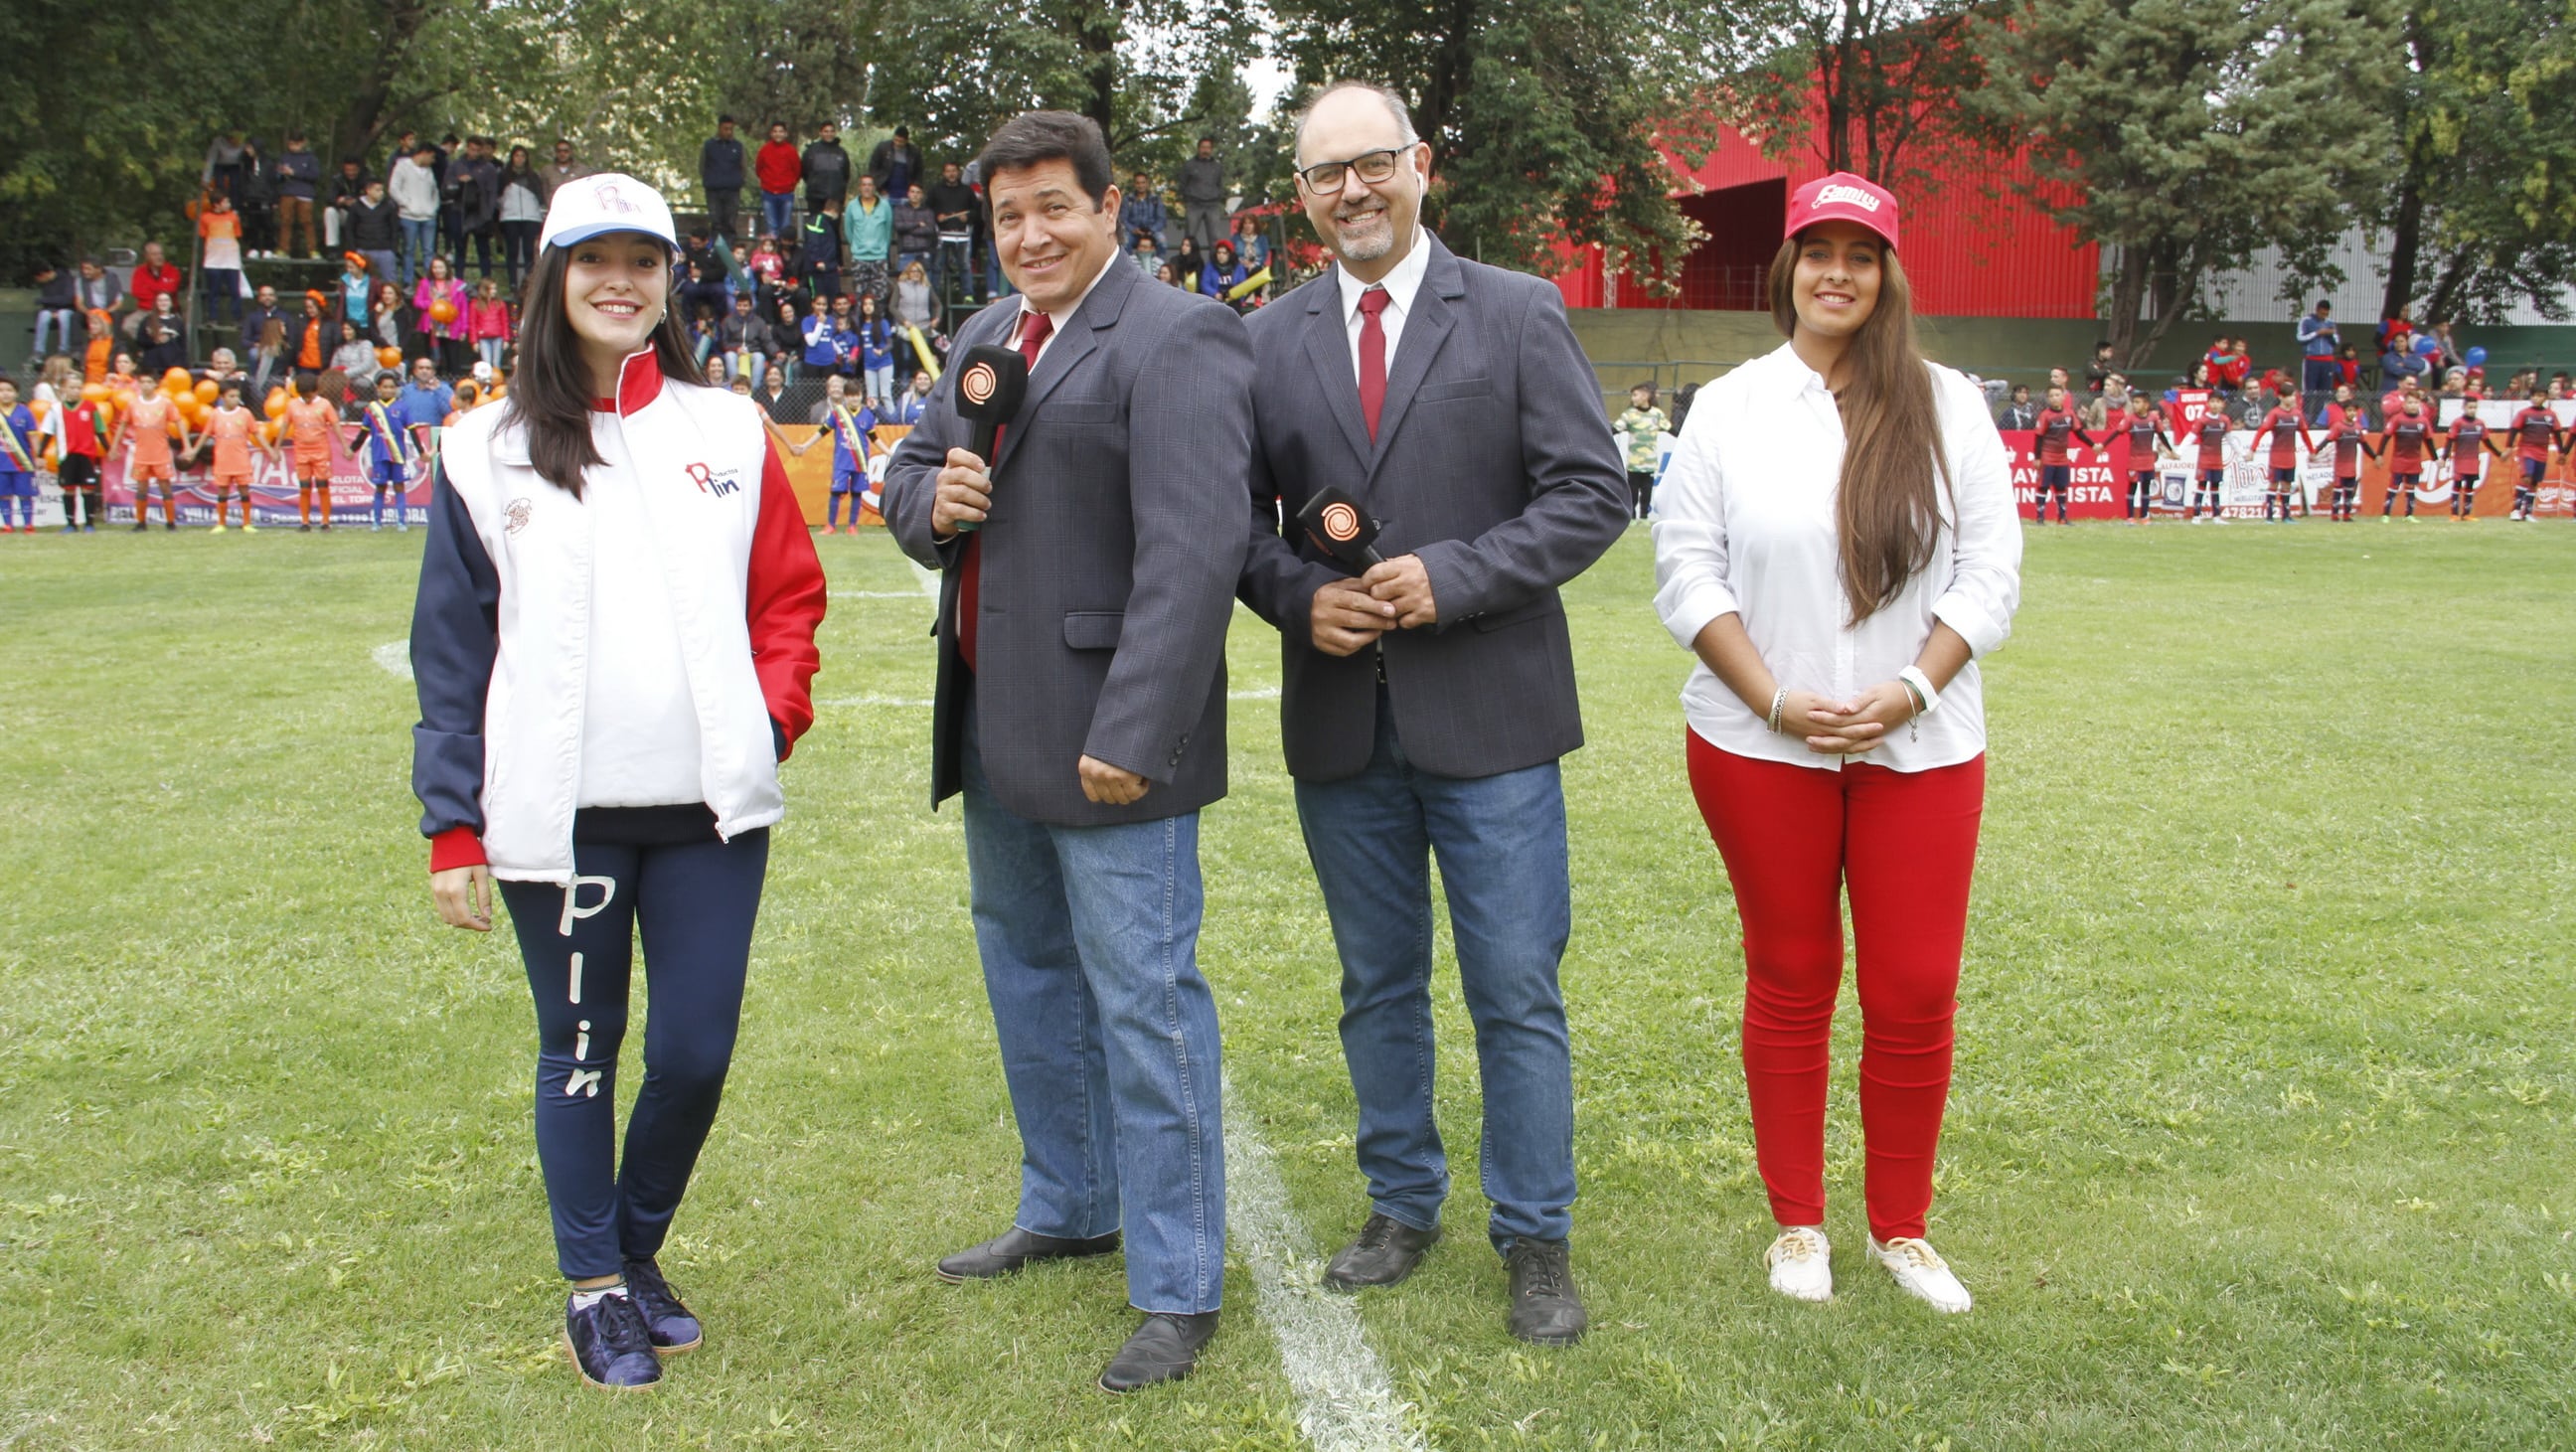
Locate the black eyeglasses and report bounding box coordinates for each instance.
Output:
[1295,149,1405,194]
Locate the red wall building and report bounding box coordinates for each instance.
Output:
[1552,120,2100,318]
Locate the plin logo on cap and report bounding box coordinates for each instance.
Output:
[589,181,641,216]
[1814,183,1881,212]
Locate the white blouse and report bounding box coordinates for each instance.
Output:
[1652,343,2021,772]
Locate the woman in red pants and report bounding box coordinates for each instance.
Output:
[1651,172,2020,1314]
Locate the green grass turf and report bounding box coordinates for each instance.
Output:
[0,519,2570,1449]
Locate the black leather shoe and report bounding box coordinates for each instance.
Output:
[1322,1212,1440,1291]
[1098,1310,1218,1392]
[934,1226,1121,1282]
[1503,1238,1587,1347]
[622,1257,703,1354]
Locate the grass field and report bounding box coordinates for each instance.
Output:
[1,520,2571,1450]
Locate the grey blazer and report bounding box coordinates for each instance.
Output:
[883,258,1253,827]
[1237,235,1629,782]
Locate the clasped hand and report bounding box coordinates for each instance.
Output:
[1781,681,1916,756]
[1308,554,1435,657]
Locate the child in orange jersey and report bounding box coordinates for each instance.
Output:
[204,379,273,532]
[121,388,190,531]
[282,370,341,530]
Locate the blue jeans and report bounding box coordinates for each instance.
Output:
[934,238,974,299]
[399,218,436,285]
[761,191,796,240]
[960,729,1226,1313]
[33,308,77,357]
[1293,690,1576,1249]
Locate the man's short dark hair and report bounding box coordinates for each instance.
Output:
[285,130,306,144]
[2316,299,2332,310]
[894,125,909,138]
[719,113,735,125]
[976,111,1114,207]
[1199,134,1217,145]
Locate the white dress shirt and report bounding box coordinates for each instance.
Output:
[1335,229,1432,379]
[1652,342,2021,772]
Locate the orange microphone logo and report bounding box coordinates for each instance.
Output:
[1320,500,1362,543]
[960,360,1000,407]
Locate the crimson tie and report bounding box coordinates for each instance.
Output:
[1357,285,1391,441]
[958,309,1054,672]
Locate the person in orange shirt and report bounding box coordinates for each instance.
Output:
[121,388,189,531]
[204,380,272,533]
[82,312,116,386]
[282,369,341,530]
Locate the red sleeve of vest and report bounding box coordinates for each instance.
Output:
[747,437,826,759]
[429,826,487,873]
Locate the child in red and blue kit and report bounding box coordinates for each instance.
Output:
[2188,409,2230,521]
[2381,401,2433,520]
[2318,387,2369,521]
[2101,396,2169,524]
[53,392,108,532]
[353,370,414,531]
[0,378,39,532]
[2505,389,2563,522]
[2436,397,2500,520]
[2028,385,2096,525]
[2253,386,2312,522]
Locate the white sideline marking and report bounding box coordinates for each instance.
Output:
[1223,1087,1427,1452]
[1229,686,1281,701]
[907,561,941,597]
[372,641,411,681]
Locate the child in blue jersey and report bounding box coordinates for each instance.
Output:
[0,377,38,532]
[354,370,414,530]
[794,373,876,533]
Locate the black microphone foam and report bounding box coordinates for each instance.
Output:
[951,343,1030,468]
[1296,486,1385,569]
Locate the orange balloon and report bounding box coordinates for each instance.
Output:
[81,383,109,404]
[263,388,288,419]
[193,378,219,405]
[28,399,51,421]
[377,346,403,368]
[430,297,458,324]
[258,420,280,444]
[160,367,192,395]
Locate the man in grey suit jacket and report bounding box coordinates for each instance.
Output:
[881,110,1252,1394]
[1236,82,1629,1346]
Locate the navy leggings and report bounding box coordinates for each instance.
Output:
[498,829,769,1279]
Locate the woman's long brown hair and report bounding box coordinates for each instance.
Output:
[1768,235,1951,623]
[503,243,700,499]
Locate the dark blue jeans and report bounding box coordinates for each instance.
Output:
[498,829,769,1279]
[1293,691,1576,1249]
[960,731,1226,1313]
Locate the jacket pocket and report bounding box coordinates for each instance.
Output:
[1418,376,1491,403]
[1063,611,1125,650]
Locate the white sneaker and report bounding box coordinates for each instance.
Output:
[1868,1235,1971,1314]
[1764,1225,1833,1302]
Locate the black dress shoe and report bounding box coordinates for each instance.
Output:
[934,1225,1121,1282]
[1322,1212,1440,1291]
[1503,1237,1588,1346]
[1098,1310,1218,1392]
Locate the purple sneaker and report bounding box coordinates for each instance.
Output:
[563,1290,661,1390]
[622,1258,704,1354]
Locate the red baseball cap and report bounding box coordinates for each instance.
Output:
[1784,172,1900,252]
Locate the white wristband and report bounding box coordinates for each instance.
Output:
[1899,666,1941,718]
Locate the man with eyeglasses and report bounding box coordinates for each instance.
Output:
[1234,81,1629,1348]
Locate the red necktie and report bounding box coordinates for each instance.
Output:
[1357,286,1390,441]
[958,309,1055,671]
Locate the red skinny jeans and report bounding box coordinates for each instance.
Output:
[1687,732,1985,1241]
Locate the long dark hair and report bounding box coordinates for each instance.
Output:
[1768,234,1948,624]
[504,242,699,498]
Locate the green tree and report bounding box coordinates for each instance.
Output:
[1731,0,1998,187]
[1969,0,2402,366]
[2374,0,2576,324]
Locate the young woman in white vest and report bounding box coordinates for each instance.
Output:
[409,173,826,1390]
[1652,173,2021,1313]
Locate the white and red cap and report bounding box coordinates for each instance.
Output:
[538,172,679,253]
[1784,172,1899,252]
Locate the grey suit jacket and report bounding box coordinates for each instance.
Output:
[884,257,1252,827]
[1237,235,1629,782]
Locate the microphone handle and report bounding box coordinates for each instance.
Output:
[1357,546,1384,568]
[957,420,1000,534]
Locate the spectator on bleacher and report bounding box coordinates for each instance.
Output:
[368,280,408,357]
[892,183,937,279]
[1177,135,1227,251]
[757,123,800,240]
[328,158,370,250]
[349,179,402,286]
[195,193,246,327]
[1131,235,1161,277]
[123,242,184,342]
[926,161,980,303]
[457,137,507,279]
[868,126,921,202]
[854,292,895,405]
[1154,260,1179,287]
[1203,239,1253,312]
[803,122,853,218]
[542,138,588,193]
[766,298,803,383]
[891,258,937,340]
[2083,341,2113,396]
[29,263,74,365]
[1228,212,1268,273]
[390,142,442,286]
[2380,336,2430,391]
[1120,171,1169,254]
[496,147,548,286]
[469,276,512,373]
[800,199,843,296]
[135,294,187,375]
[416,256,473,373]
[888,367,933,424]
[756,359,798,422]
[238,138,277,257]
[205,129,248,199]
[1996,384,2035,429]
[275,134,323,258]
[746,233,787,285]
[1171,236,1205,293]
[801,293,841,376]
[843,175,892,303]
[240,283,286,388]
[718,292,768,387]
[2202,335,2242,397]
[702,115,746,244]
[2297,299,2339,396]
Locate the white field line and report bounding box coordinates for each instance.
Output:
[372,640,411,681]
[907,560,941,597]
[1222,1086,1428,1452]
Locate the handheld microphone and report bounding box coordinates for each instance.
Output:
[1296,486,1385,569]
[949,343,1029,534]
